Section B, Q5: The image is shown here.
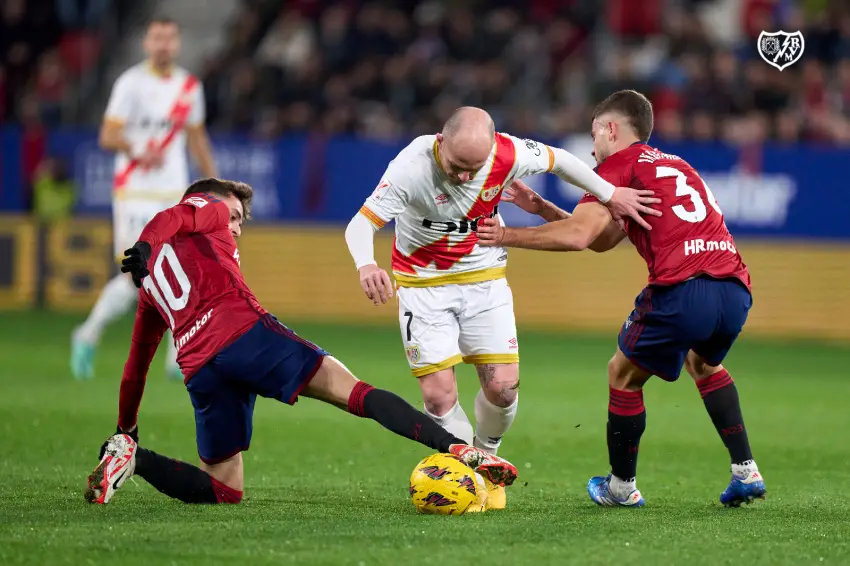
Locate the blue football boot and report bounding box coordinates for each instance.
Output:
[720,466,766,507]
[588,475,645,507]
[71,331,96,380]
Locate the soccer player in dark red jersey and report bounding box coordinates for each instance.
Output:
[476,90,765,508]
[85,177,518,506]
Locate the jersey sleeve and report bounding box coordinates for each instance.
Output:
[578,155,634,205]
[104,72,134,125]
[504,134,555,178]
[117,297,168,431]
[138,194,229,247]
[187,79,206,127]
[358,162,412,229]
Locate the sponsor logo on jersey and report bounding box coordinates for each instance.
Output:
[758,31,804,71]
[371,180,390,201]
[176,308,214,350]
[523,139,542,156]
[405,344,421,364]
[183,196,209,208]
[683,238,738,257]
[435,193,450,205]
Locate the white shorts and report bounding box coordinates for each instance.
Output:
[112,195,181,259]
[397,278,519,377]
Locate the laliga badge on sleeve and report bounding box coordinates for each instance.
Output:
[757,31,804,71]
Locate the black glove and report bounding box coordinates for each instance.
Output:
[120,241,152,288]
[98,425,139,460]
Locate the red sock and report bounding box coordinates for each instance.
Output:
[607,387,646,481]
[347,381,375,417]
[694,370,753,464]
[211,477,243,504]
[695,369,734,398]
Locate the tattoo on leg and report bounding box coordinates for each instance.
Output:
[476,364,498,386]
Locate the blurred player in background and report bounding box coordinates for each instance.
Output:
[71,17,217,381]
[477,90,765,508]
[86,178,516,506]
[345,106,659,508]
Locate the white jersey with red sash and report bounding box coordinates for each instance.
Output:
[360,133,555,288]
[103,62,205,257]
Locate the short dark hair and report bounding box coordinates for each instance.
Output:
[148,16,179,30]
[592,90,654,143]
[183,178,253,220]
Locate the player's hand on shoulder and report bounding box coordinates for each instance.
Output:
[475,217,504,247]
[358,264,394,306]
[606,186,662,231]
[121,241,152,288]
[99,425,139,460]
[501,180,543,215]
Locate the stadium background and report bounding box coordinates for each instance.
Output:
[1,0,849,339]
[2,2,850,565]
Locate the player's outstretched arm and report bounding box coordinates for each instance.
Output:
[117,302,168,433]
[477,202,613,252]
[547,147,661,230]
[502,180,570,222]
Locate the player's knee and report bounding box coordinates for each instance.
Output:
[478,365,519,407]
[418,370,458,416]
[607,351,647,392]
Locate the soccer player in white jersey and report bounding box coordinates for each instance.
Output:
[345,107,659,507]
[71,17,217,380]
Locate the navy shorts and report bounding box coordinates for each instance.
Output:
[618,277,752,382]
[186,315,328,464]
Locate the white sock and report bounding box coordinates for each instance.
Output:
[731,459,759,477]
[424,401,473,445]
[75,275,138,343]
[473,389,518,455]
[609,474,637,499]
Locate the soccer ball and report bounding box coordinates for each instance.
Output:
[409,453,488,515]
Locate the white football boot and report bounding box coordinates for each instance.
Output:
[85,434,137,504]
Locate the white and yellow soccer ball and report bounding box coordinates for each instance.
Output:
[409,453,488,515]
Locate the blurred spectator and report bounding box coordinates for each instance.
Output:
[33,157,76,221]
[34,50,68,126]
[55,0,107,30]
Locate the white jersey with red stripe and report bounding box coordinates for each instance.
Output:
[104,62,205,198]
[359,133,555,287]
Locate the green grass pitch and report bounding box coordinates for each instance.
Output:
[1,310,849,565]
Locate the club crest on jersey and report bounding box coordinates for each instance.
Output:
[758,31,804,71]
[184,196,209,208]
[480,184,503,202]
[405,344,421,364]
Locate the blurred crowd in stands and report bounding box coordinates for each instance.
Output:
[5,0,850,145]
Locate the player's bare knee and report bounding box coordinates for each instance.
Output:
[302,356,357,409]
[608,350,649,392]
[477,364,518,407]
[418,369,458,416]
